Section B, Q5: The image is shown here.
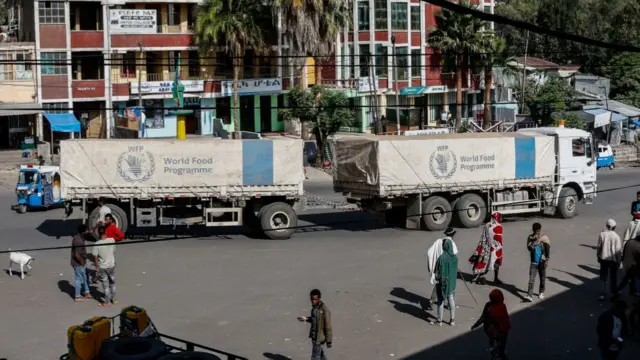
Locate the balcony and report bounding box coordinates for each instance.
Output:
[70,2,103,48]
[71,31,104,49]
[319,79,358,90]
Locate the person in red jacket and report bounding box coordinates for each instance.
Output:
[104,214,124,242]
[471,289,511,359]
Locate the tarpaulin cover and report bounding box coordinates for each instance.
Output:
[44,113,81,132]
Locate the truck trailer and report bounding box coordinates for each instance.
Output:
[332,127,597,230]
[60,138,304,240]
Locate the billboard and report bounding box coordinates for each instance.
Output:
[109,9,157,34]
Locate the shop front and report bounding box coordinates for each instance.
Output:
[220,78,284,133]
[0,103,41,149]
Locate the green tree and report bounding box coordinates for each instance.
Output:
[280,86,354,165]
[429,0,488,129]
[477,35,516,129]
[195,0,271,139]
[607,52,640,107]
[525,78,577,126]
[274,0,350,139]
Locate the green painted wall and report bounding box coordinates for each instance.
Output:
[253,95,261,132]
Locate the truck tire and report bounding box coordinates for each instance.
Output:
[259,202,297,240]
[556,187,578,219]
[454,194,487,228]
[100,337,167,360]
[17,204,27,214]
[421,196,452,231]
[159,351,222,360]
[88,203,129,234]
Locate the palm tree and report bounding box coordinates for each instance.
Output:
[478,35,515,129]
[195,0,270,139]
[429,1,488,130]
[273,0,350,139]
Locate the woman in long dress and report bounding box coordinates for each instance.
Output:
[469,212,504,285]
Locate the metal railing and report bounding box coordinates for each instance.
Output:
[156,24,194,34]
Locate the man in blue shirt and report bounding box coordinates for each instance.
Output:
[525,223,551,302]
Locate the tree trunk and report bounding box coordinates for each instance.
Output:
[314,126,325,168]
[232,62,241,139]
[315,57,323,86]
[455,63,463,130]
[483,66,492,130]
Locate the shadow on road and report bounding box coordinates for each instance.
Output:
[400,269,639,360]
[36,219,81,239]
[263,353,291,360]
[57,279,102,301]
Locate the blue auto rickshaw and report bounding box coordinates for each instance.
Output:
[14,165,63,213]
[596,144,615,170]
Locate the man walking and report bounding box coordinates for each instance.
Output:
[297,289,332,360]
[71,224,92,302]
[597,299,628,360]
[597,219,623,301]
[525,223,550,302]
[93,226,117,308]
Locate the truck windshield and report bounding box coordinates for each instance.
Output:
[18,171,38,185]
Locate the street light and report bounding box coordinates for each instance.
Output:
[391,35,400,135]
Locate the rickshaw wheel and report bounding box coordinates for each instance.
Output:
[18,204,27,214]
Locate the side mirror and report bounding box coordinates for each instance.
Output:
[587,160,593,167]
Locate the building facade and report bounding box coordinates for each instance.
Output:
[333,0,495,132]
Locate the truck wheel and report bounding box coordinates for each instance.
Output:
[242,206,263,236]
[609,163,615,170]
[159,351,222,360]
[17,204,27,214]
[100,337,167,360]
[259,202,297,240]
[88,203,129,233]
[454,194,487,228]
[421,196,452,231]
[556,187,578,219]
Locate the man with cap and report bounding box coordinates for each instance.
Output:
[423,227,459,311]
[597,219,623,301]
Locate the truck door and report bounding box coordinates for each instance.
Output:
[558,137,595,184]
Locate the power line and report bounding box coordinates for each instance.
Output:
[0,180,635,256]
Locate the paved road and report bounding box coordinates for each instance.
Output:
[0,168,639,360]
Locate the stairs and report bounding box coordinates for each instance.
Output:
[612,144,640,167]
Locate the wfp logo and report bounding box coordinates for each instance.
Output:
[429,145,457,180]
[117,145,156,183]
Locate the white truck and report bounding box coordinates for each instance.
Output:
[332,127,597,230]
[60,138,304,240]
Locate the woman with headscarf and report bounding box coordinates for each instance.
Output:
[430,236,458,327]
[471,289,511,359]
[469,212,504,285]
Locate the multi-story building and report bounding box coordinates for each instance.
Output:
[0,42,39,149]
[25,0,294,141]
[331,0,496,132]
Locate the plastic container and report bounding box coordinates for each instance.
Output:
[67,325,94,360]
[119,306,151,337]
[83,316,111,355]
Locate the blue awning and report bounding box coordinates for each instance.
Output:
[44,113,81,132]
[632,120,640,127]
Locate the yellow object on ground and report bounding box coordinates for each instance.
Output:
[67,325,94,360]
[177,114,186,140]
[83,317,111,355]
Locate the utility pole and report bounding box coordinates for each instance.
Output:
[367,55,379,134]
[391,35,400,135]
[521,30,529,114]
[137,42,143,108]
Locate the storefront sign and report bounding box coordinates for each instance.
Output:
[357,77,383,93]
[109,9,157,34]
[221,78,282,96]
[131,80,204,95]
[76,87,97,92]
[423,85,448,94]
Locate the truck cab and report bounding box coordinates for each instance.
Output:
[518,127,597,214]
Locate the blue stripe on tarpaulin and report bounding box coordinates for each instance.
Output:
[242,140,274,185]
[514,137,536,179]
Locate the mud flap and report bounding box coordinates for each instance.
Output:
[405,194,422,230]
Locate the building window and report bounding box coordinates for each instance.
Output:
[442,54,456,74]
[168,51,181,73]
[374,0,387,30]
[391,3,408,30]
[39,2,65,24]
[121,52,136,78]
[396,47,409,81]
[43,102,68,114]
[359,45,371,77]
[167,4,181,26]
[357,1,370,31]
[411,49,421,78]
[348,44,355,78]
[375,44,387,77]
[410,5,420,31]
[41,52,67,75]
[188,51,200,78]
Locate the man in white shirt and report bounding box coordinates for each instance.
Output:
[597,219,623,301]
[97,198,112,225]
[93,226,117,308]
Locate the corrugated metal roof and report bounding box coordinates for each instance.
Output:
[583,108,609,116]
